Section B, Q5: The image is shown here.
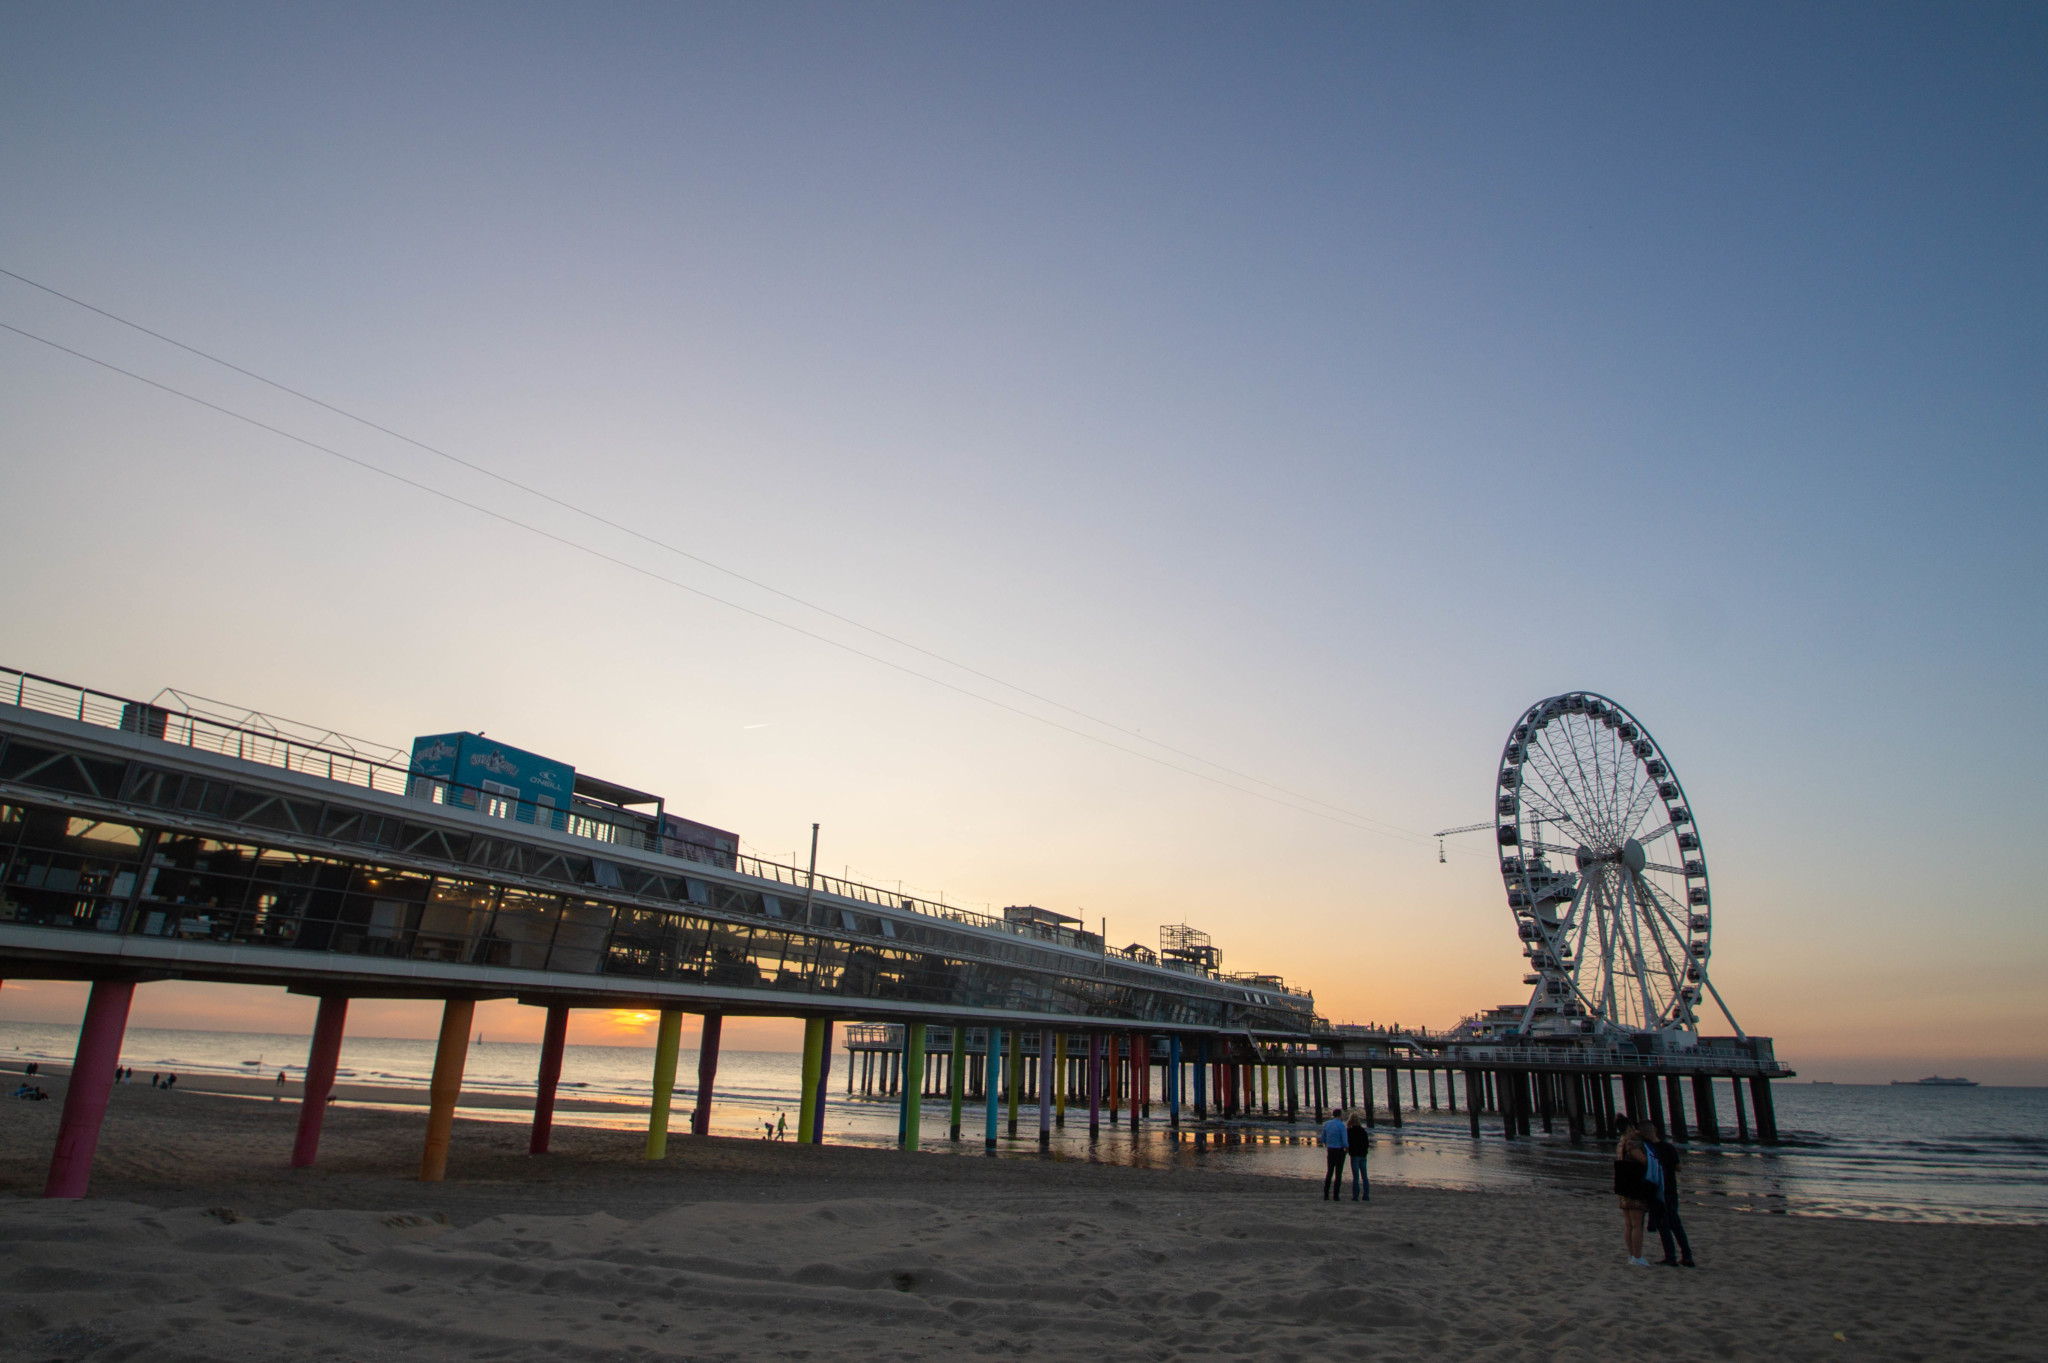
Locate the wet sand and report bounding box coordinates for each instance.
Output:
[1,1071,2043,1361]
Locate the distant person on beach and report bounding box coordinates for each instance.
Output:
[151,1073,160,1088]
[1320,1107,1348,1201]
[1614,1118,1653,1266]
[165,1073,178,1090]
[1345,1110,1371,1202]
[1647,1124,1696,1267]
[775,1112,786,1140]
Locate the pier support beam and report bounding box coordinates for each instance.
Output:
[901,1023,926,1150]
[1464,1070,1481,1139]
[1129,1032,1144,1127]
[1644,1072,1667,1139]
[690,1012,722,1136]
[44,979,135,1199]
[1088,1032,1103,1137]
[948,1025,966,1140]
[1691,1073,1721,1143]
[293,994,349,1168]
[812,1021,835,1144]
[528,1003,568,1154]
[646,1008,684,1159]
[1731,1075,1751,1143]
[1384,1066,1402,1127]
[1190,1037,1205,1122]
[1665,1075,1689,1142]
[419,997,475,1182]
[984,1027,1003,1152]
[1055,1033,1068,1128]
[1006,1029,1021,1138]
[1168,1036,1182,1126]
[1749,1076,1779,1144]
[797,1017,826,1144]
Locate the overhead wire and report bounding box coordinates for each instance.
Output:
[0,315,1442,846]
[0,265,1426,842]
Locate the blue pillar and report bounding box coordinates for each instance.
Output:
[1168,1036,1182,1126]
[984,1026,1002,1153]
[1194,1036,1209,1120]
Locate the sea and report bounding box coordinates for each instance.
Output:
[4,1023,2041,1226]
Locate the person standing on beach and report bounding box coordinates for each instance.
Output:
[1319,1107,1348,1201]
[775,1111,786,1141]
[1344,1110,1370,1202]
[1614,1118,1654,1266]
[1647,1124,1696,1267]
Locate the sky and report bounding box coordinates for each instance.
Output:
[1,3,2042,1080]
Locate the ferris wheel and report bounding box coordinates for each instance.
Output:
[1488,692,1735,1039]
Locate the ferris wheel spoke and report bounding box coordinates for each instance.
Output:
[1641,861,1693,878]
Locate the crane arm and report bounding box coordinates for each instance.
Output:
[1432,822,1494,838]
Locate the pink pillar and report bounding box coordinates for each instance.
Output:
[291,995,349,1168]
[44,979,135,1199]
[529,1004,570,1155]
[690,1012,722,1136]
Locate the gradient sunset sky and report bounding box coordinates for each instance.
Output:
[2,4,2042,1080]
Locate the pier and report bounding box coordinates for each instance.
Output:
[0,665,1789,1199]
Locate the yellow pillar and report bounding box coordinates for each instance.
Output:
[419,998,475,1182]
[797,1017,825,1144]
[645,1008,683,1159]
[1054,1032,1068,1123]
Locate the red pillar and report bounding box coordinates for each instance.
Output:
[1129,1031,1144,1125]
[45,980,135,1199]
[691,1011,723,1136]
[529,1004,569,1155]
[292,995,349,1168]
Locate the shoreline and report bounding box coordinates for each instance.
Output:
[2,1070,2044,1361]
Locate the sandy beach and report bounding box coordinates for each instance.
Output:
[0,1073,2041,1362]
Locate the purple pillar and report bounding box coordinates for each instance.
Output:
[809,1021,834,1144]
[691,1012,723,1136]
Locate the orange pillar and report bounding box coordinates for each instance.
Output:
[419,998,475,1182]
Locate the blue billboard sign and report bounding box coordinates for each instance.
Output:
[410,732,574,829]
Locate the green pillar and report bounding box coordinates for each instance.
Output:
[1006,1027,1022,1138]
[645,1008,683,1159]
[901,1023,927,1150]
[797,1016,825,1144]
[949,1025,966,1140]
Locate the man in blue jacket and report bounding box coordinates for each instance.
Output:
[1320,1107,1348,1201]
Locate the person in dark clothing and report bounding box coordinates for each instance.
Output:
[1648,1125,1696,1267]
[1613,1118,1654,1266]
[1319,1108,1349,1200]
[1344,1112,1370,1202]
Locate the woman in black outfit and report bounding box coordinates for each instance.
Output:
[1613,1118,1653,1266]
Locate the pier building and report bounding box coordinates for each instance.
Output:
[0,665,1789,1198]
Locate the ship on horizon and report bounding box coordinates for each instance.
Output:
[1892,1076,1979,1087]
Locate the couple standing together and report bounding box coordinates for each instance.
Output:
[1615,1116,1696,1267]
[1318,1107,1370,1201]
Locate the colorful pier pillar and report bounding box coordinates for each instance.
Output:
[1054,1032,1068,1128]
[419,997,476,1183]
[44,978,135,1199]
[1128,1031,1144,1126]
[1192,1036,1208,1120]
[1087,1032,1102,1137]
[645,1008,684,1159]
[1036,1035,1052,1147]
[529,1003,569,1154]
[948,1025,966,1140]
[691,1011,722,1136]
[1005,1029,1021,1138]
[797,1017,826,1144]
[901,1022,926,1150]
[1167,1035,1182,1125]
[293,994,349,1168]
[810,1020,835,1144]
[984,1026,1003,1152]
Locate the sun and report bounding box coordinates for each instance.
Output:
[609,1010,658,1032]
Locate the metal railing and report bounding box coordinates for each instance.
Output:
[0,665,1308,999]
